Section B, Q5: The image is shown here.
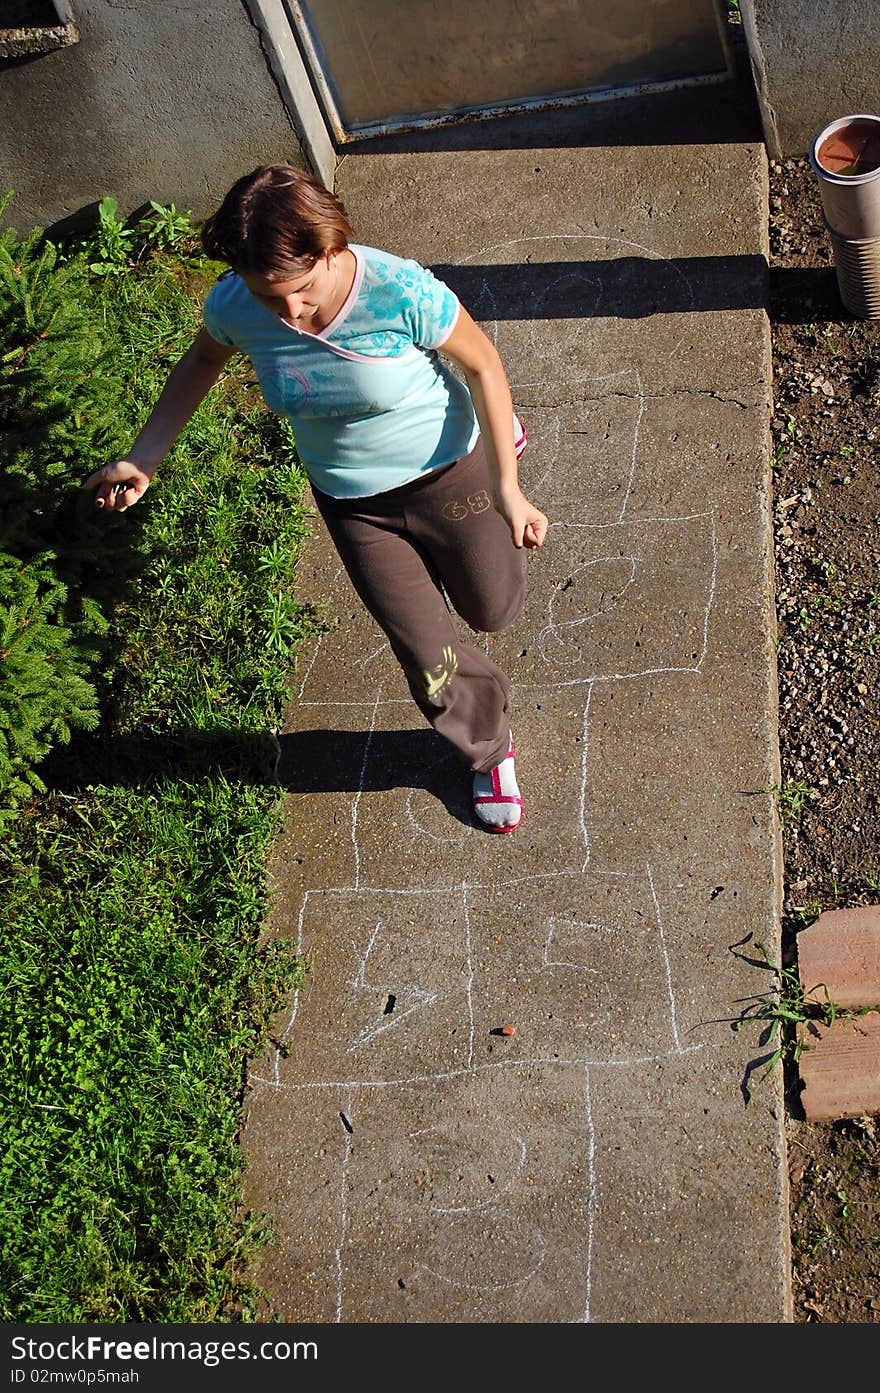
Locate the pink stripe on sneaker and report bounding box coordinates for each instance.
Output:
[472,728,523,832]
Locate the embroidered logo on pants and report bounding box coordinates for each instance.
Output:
[441,490,492,522]
[422,645,458,698]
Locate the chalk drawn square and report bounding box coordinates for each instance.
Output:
[468,870,680,1060]
[284,888,472,1083]
[584,1055,771,1322]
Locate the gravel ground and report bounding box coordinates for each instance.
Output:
[768,155,880,1323]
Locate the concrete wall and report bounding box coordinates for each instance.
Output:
[0,0,309,233]
[743,0,880,158]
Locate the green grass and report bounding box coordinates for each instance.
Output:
[730,940,874,1085]
[0,208,320,1320]
[770,777,814,824]
[1,783,304,1321]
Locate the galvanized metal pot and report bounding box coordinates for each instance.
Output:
[809,113,880,318]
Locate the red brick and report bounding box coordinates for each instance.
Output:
[797,1013,880,1121]
[796,906,880,1008]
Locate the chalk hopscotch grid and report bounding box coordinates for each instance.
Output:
[259,234,721,1323]
[258,861,702,1323]
[258,864,700,1090]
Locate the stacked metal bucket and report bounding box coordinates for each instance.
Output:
[810,114,880,319]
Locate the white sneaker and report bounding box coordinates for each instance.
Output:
[472,732,523,833]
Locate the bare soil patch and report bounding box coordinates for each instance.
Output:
[768,155,880,1323]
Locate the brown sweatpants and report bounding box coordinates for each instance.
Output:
[311,437,527,774]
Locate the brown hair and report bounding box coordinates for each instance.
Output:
[201,165,355,277]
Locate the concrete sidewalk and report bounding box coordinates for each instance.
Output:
[241,97,791,1322]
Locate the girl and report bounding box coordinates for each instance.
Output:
[84,166,548,832]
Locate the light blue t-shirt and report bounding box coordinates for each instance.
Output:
[202,244,480,498]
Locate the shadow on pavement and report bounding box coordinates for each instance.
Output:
[39,725,472,824]
[433,254,769,317]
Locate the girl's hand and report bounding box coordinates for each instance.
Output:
[82,459,153,511]
[497,486,549,550]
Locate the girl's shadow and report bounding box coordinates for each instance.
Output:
[277,726,473,828]
[40,724,473,828]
